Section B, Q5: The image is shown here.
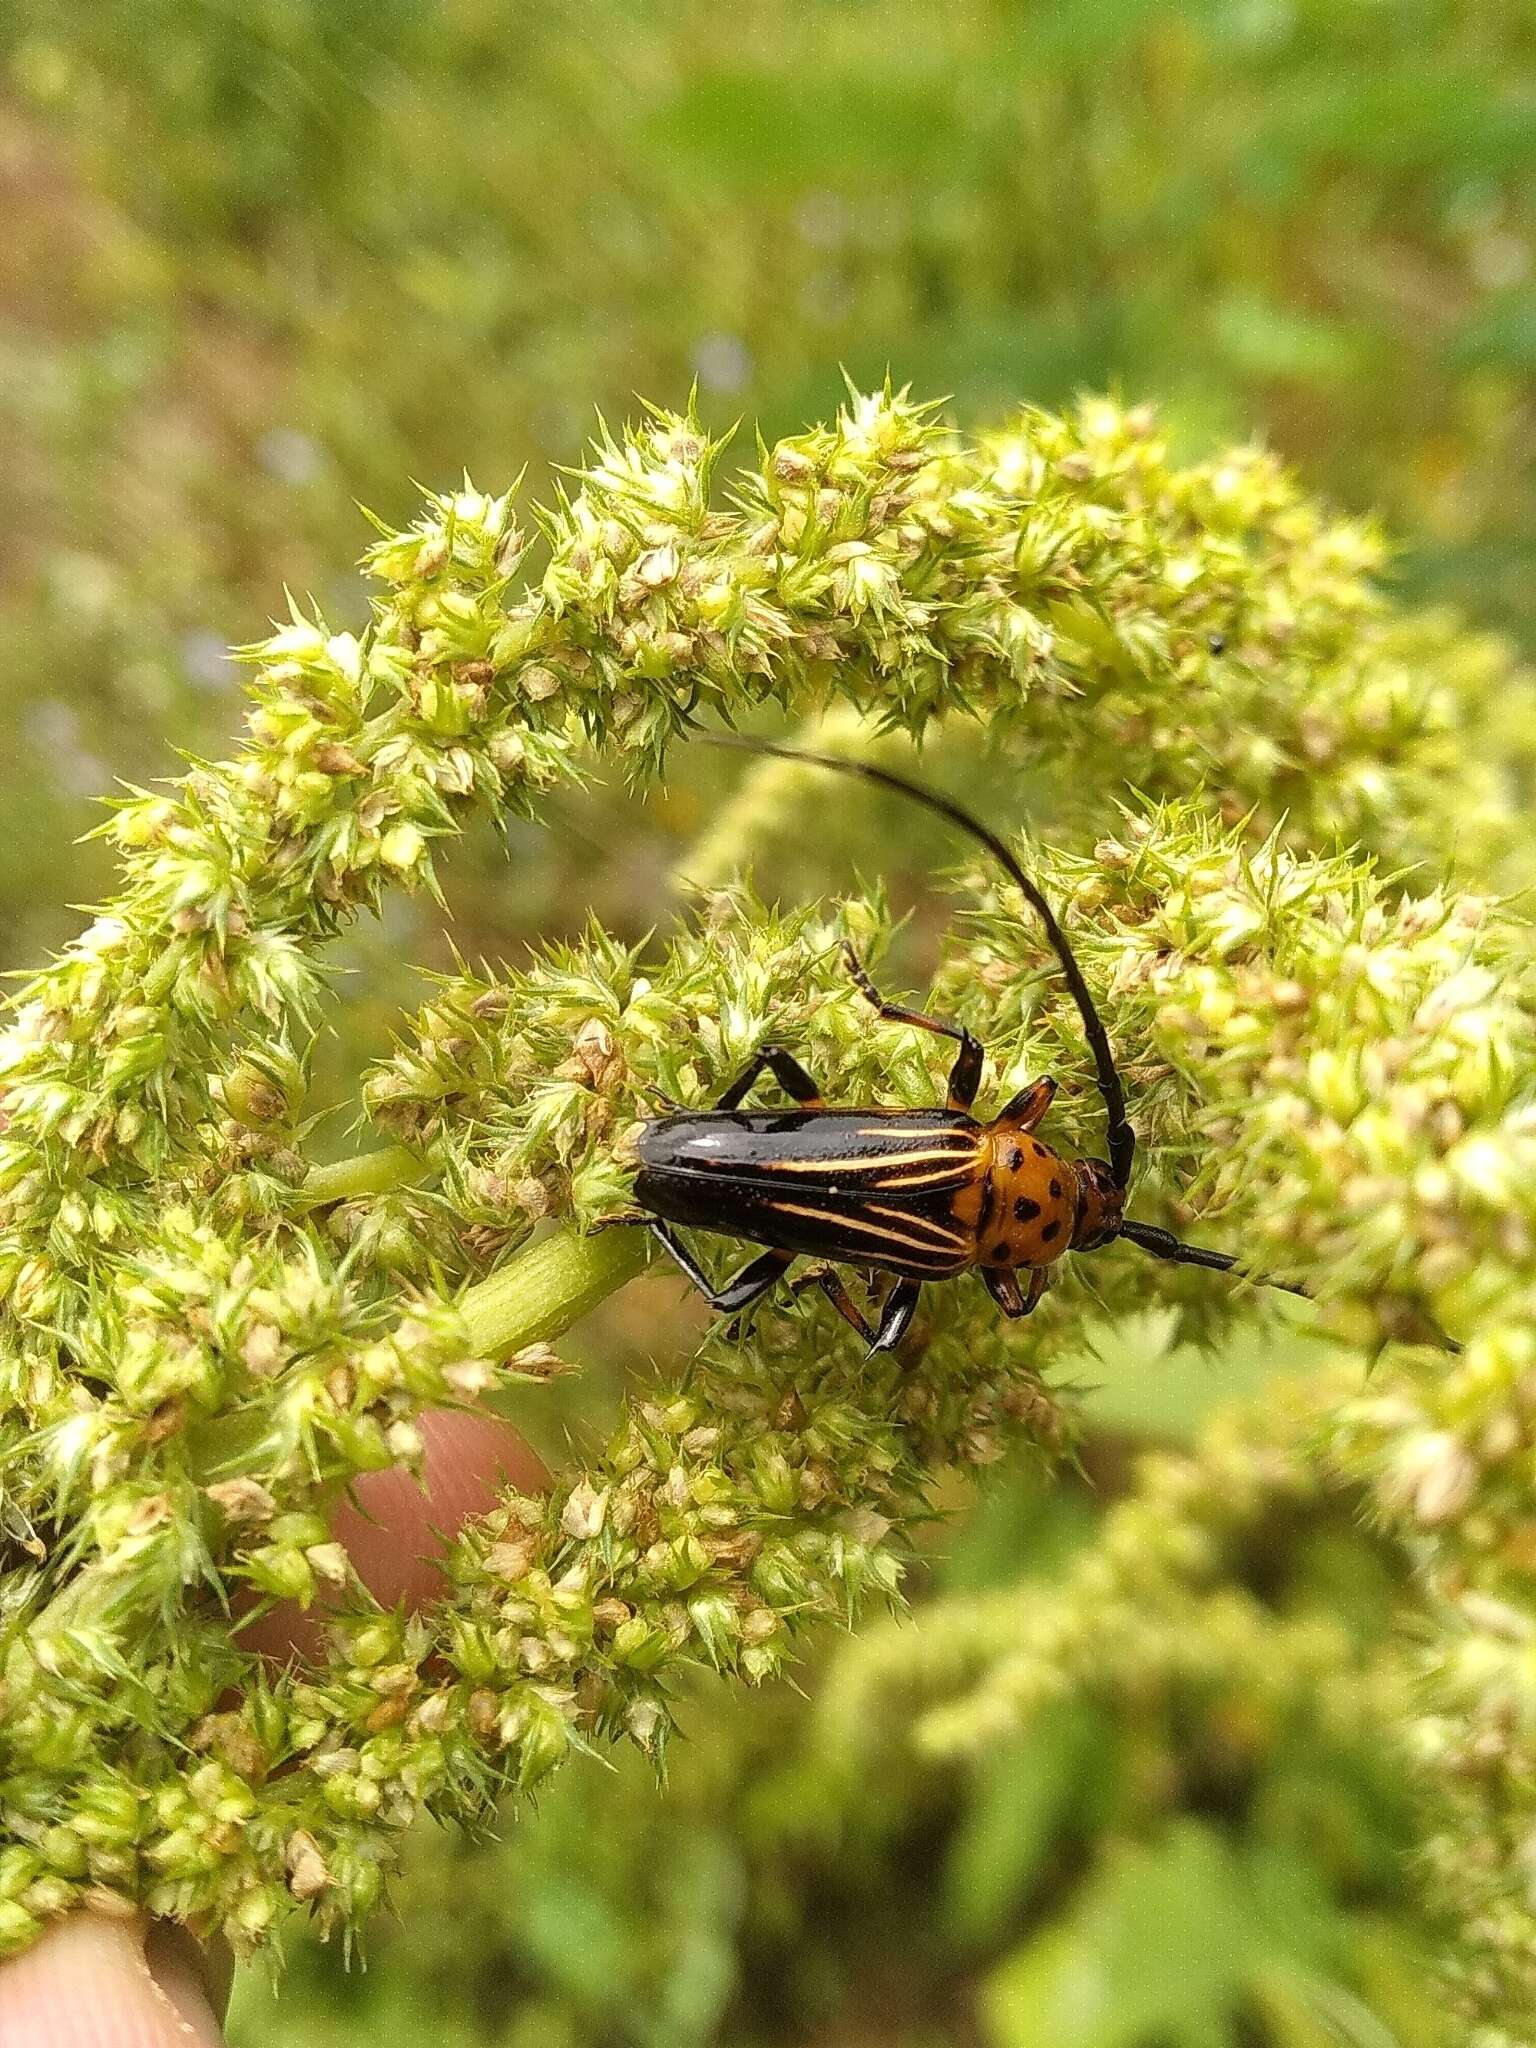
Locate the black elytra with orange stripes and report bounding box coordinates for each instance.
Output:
[626,739,1305,1354]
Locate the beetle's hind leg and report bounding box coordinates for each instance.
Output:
[586,1208,651,1231]
[646,1219,794,1316]
[713,1045,825,1111]
[839,941,984,1112]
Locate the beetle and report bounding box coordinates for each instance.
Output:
[627,737,1303,1352]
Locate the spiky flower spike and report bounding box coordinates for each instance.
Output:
[0,390,1533,2035]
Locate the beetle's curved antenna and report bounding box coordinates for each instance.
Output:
[697,734,1138,1188]
[681,737,1468,1340]
[696,734,1326,1312]
[1118,1219,1309,1298]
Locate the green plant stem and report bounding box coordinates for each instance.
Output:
[27,1230,633,1666]
[299,1145,426,1205]
[459,1224,651,1357]
[294,1165,651,1367]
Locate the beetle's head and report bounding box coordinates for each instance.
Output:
[1070,1157,1125,1251]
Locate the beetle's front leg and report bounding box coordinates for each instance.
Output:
[713,1045,825,1111]
[995,1076,1056,1131]
[646,1219,795,1313]
[982,1265,1049,1318]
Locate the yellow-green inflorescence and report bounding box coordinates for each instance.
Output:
[0,388,1534,2026]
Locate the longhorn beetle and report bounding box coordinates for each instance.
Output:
[628,736,1305,1352]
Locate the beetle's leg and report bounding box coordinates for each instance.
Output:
[709,1241,795,1314]
[994,1076,1057,1132]
[817,1270,879,1345]
[982,1265,1048,1318]
[646,1219,795,1313]
[982,1266,1024,1316]
[840,941,984,1112]
[788,1263,878,1345]
[941,1035,985,1114]
[870,1278,922,1353]
[640,1083,687,1113]
[713,1045,825,1111]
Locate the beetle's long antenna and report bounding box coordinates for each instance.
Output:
[1118,1219,1311,1299]
[697,734,1137,1188]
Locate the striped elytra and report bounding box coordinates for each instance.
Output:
[634,1105,1089,1283]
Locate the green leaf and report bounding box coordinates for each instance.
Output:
[981,1822,1256,2048]
[945,1704,1111,1949]
[977,1824,1372,2048]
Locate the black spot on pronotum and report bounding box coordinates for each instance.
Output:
[1007,1147,1024,1170]
[1013,1196,1041,1223]
[1040,1219,1062,1244]
[1049,1179,1062,1199]
[991,1241,1011,1263]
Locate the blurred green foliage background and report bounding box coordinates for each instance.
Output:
[0,2,1531,2041]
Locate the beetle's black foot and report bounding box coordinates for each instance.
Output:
[646,1220,797,1320]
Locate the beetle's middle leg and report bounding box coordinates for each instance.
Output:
[789,1266,922,1353]
[871,1277,922,1352]
[646,1219,794,1314]
[787,1264,878,1345]
[840,941,984,1112]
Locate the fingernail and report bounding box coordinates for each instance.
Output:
[146,1919,234,2032]
[0,1911,225,2047]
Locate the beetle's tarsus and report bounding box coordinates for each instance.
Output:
[790,1263,879,1344]
[587,1208,651,1232]
[996,1076,1056,1132]
[982,1264,1048,1318]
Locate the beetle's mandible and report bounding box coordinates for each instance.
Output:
[624,738,1303,1352]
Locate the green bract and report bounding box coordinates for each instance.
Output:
[0,390,1533,2036]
